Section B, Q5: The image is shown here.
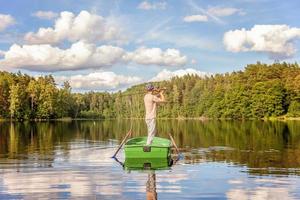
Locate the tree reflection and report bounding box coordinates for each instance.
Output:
[0,120,300,175]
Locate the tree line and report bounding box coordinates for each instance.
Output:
[0,62,300,120]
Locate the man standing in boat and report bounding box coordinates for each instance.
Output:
[144,83,165,146]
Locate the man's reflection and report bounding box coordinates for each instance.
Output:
[119,157,174,200]
[146,171,157,200]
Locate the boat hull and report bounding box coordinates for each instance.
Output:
[125,137,171,158]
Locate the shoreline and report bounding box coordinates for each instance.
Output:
[1,116,300,122]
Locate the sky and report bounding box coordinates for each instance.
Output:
[0,0,300,92]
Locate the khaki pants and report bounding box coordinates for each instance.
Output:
[145,118,156,145]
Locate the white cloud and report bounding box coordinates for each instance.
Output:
[137,1,167,10]
[223,25,300,59]
[0,41,187,71]
[125,47,187,67]
[0,14,15,32]
[0,41,125,71]
[55,68,210,91]
[187,1,223,24]
[150,68,211,82]
[24,10,125,44]
[207,7,245,17]
[55,71,142,91]
[183,15,208,22]
[32,11,58,20]
[186,1,245,24]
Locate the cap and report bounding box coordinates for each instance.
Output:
[145,83,154,91]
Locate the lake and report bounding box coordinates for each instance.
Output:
[0,120,300,199]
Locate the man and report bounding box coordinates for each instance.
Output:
[144,83,165,145]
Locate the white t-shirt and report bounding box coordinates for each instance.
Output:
[144,93,162,120]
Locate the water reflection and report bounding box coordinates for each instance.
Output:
[0,120,300,199]
[146,172,157,200]
[2,120,299,174]
[119,155,174,199]
[1,142,122,199]
[226,178,299,200]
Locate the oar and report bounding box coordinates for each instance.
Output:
[112,129,132,158]
[113,156,124,168]
[168,133,179,154]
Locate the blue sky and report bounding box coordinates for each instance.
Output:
[0,0,300,91]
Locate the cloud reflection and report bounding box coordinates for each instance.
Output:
[227,178,299,200]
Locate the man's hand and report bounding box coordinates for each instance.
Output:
[159,90,165,102]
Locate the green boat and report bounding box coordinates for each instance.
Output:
[124,157,173,170]
[125,137,171,159]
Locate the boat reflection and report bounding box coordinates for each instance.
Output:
[114,157,175,200]
[124,157,173,171]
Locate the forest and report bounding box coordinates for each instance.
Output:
[0,62,300,120]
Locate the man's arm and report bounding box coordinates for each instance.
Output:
[159,90,165,102]
[153,90,166,103]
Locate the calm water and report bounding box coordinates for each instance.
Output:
[0,120,300,199]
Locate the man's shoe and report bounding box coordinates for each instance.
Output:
[143,146,151,152]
